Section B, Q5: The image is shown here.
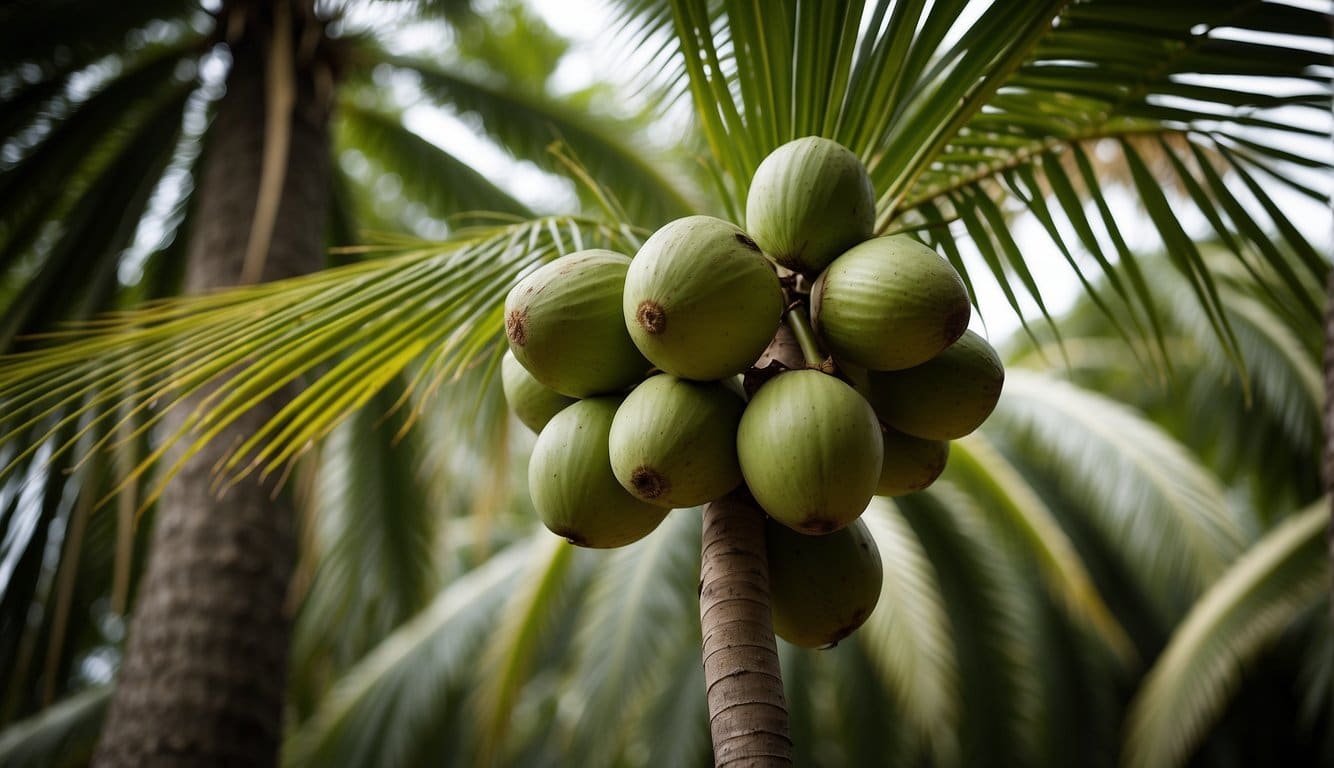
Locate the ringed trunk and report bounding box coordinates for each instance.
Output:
[700,492,794,766]
[699,325,802,766]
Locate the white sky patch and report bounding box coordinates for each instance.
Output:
[401,104,577,212]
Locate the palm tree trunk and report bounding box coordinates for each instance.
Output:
[93,5,331,766]
[699,325,799,766]
[700,493,794,766]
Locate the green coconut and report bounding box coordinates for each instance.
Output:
[502,349,577,432]
[505,250,650,397]
[766,517,883,649]
[867,330,1004,440]
[745,136,876,276]
[623,216,784,380]
[528,397,669,548]
[877,429,949,496]
[737,370,882,534]
[608,374,745,508]
[811,235,971,371]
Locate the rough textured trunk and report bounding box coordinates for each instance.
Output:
[94,5,331,766]
[699,324,801,767]
[700,493,793,767]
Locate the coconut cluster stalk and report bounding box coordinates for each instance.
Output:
[698,318,808,766]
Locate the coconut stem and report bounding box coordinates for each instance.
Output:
[785,306,825,368]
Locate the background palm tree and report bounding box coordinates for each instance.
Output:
[0,0,1330,766]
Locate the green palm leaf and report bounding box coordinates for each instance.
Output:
[1122,501,1329,768]
[562,510,703,766]
[945,432,1134,661]
[282,534,535,768]
[0,41,197,281]
[470,536,581,764]
[288,382,445,716]
[897,486,1047,767]
[0,0,194,73]
[856,499,960,761]
[0,684,111,768]
[0,216,637,498]
[378,49,699,225]
[988,369,1246,609]
[1,86,189,346]
[335,98,533,220]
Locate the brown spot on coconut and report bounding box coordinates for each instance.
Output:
[503,250,650,398]
[609,374,744,508]
[623,215,784,381]
[528,397,668,549]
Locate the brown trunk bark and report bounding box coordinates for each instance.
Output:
[93,4,331,765]
[699,493,793,767]
[699,324,802,767]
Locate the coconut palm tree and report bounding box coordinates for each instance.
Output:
[0,0,1329,765]
[260,245,1326,768]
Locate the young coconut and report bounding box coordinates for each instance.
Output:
[867,330,1004,440]
[877,429,949,496]
[737,370,882,534]
[529,397,669,548]
[502,349,576,433]
[505,250,650,397]
[811,235,971,371]
[745,136,876,276]
[608,374,745,508]
[623,216,784,381]
[766,516,883,649]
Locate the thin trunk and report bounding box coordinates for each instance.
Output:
[699,325,801,767]
[93,4,331,765]
[700,493,794,767]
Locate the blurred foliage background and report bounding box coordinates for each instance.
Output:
[0,0,1330,766]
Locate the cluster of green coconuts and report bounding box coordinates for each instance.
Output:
[502,137,1004,648]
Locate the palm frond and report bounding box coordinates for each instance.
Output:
[288,382,444,715]
[0,684,110,768]
[0,216,638,504]
[372,48,699,225]
[1011,248,1323,512]
[946,432,1134,662]
[335,98,533,222]
[896,485,1047,766]
[562,510,703,766]
[282,535,534,768]
[665,0,1329,359]
[988,369,1246,609]
[0,430,79,716]
[0,0,196,74]
[631,632,712,768]
[1123,501,1329,768]
[856,499,959,762]
[0,41,198,282]
[1,86,190,347]
[470,536,579,765]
